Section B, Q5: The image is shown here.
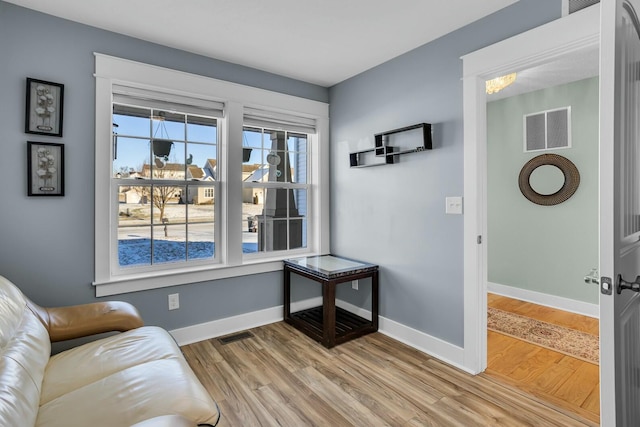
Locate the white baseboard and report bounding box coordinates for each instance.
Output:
[171,297,470,373]
[378,316,469,373]
[170,305,281,346]
[335,300,469,372]
[170,297,322,345]
[488,282,599,319]
[335,299,372,320]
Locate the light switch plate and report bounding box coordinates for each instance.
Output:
[445,197,463,214]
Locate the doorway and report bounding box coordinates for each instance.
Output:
[459,0,601,391]
[460,7,601,375]
[481,63,600,421]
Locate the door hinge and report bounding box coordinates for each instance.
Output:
[477,235,482,244]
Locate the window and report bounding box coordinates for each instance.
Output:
[524,107,571,152]
[93,54,329,296]
[112,104,219,269]
[242,127,308,254]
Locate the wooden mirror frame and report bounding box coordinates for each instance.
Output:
[518,153,580,206]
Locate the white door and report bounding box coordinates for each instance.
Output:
[599,1,640,426]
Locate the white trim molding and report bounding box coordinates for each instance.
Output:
[488,282,599,318]
[170,305,281,346]
[170,297,322,346]
[334,300,466,370]
[378,317,468,373]
[171,297,467,374]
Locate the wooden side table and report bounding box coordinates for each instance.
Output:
[283,255,379,348]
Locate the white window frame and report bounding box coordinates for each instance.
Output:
[111,102,222,277]
[241,126,312,259]
[93,53,329,296]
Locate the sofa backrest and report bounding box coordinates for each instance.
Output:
[0,275,51,427]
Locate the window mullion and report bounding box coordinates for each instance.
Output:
[185,183,189,261]
[286,189,291,251]
[150,185,155,265]
[224,101,244,265]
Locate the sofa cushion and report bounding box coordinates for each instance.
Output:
[130,415,197,427]
[0,354,42,426]
[40,326,183,404]
[0,276,51,427]
[36,357,218,427]
[0,275,29,348]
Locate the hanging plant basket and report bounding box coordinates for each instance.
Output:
[242,148,253,162]
[152,139,173,159]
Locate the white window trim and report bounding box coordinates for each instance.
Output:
[241,126,312,260]
[93,53,330,297]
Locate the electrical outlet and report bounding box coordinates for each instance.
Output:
[352,280,358,290]
[168,293,180,310]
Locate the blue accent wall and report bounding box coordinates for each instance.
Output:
[329,0,562,346]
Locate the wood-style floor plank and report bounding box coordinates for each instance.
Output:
[182,322,596,426]
[485,294,600,425]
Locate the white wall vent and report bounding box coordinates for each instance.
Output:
[524,107,571,152]
[562,0,600,16]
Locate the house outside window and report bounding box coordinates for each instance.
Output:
[93,54,329,296]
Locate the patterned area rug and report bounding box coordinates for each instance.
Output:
[487,307,599,365]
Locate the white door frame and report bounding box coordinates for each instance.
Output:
[460,7,600,374]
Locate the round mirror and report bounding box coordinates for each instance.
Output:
[518,154,580,206]
[529,164,565,195]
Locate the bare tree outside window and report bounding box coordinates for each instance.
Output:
[135,161,183,236]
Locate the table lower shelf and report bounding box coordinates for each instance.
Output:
[286,306,376,348]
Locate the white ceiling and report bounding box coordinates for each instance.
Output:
[4,0,518,87]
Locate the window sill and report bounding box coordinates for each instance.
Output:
[92,254,314,297]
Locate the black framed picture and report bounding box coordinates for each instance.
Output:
[25,78,64,137]
[27,141,65,196]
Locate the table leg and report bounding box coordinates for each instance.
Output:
[372,270,379,331]
[323,280,337,348]
[284,265,291,321]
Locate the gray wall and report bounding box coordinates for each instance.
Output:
[0,2,326,331]
[329,0,563,346]
[487,77,599,304]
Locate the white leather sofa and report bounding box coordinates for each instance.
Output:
[0,275,220,427]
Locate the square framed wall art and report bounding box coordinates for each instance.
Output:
[25,78,64,137]
[27,141,65,196]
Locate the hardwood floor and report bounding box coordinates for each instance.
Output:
[485,294,600,424]
[182,321,597,426]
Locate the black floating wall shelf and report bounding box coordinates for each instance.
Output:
[349,123,432,168]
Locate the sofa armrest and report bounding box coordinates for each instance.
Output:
[130,415,197,427]
[27,300,144,342]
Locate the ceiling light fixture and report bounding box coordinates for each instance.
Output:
[486,72,517,95]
